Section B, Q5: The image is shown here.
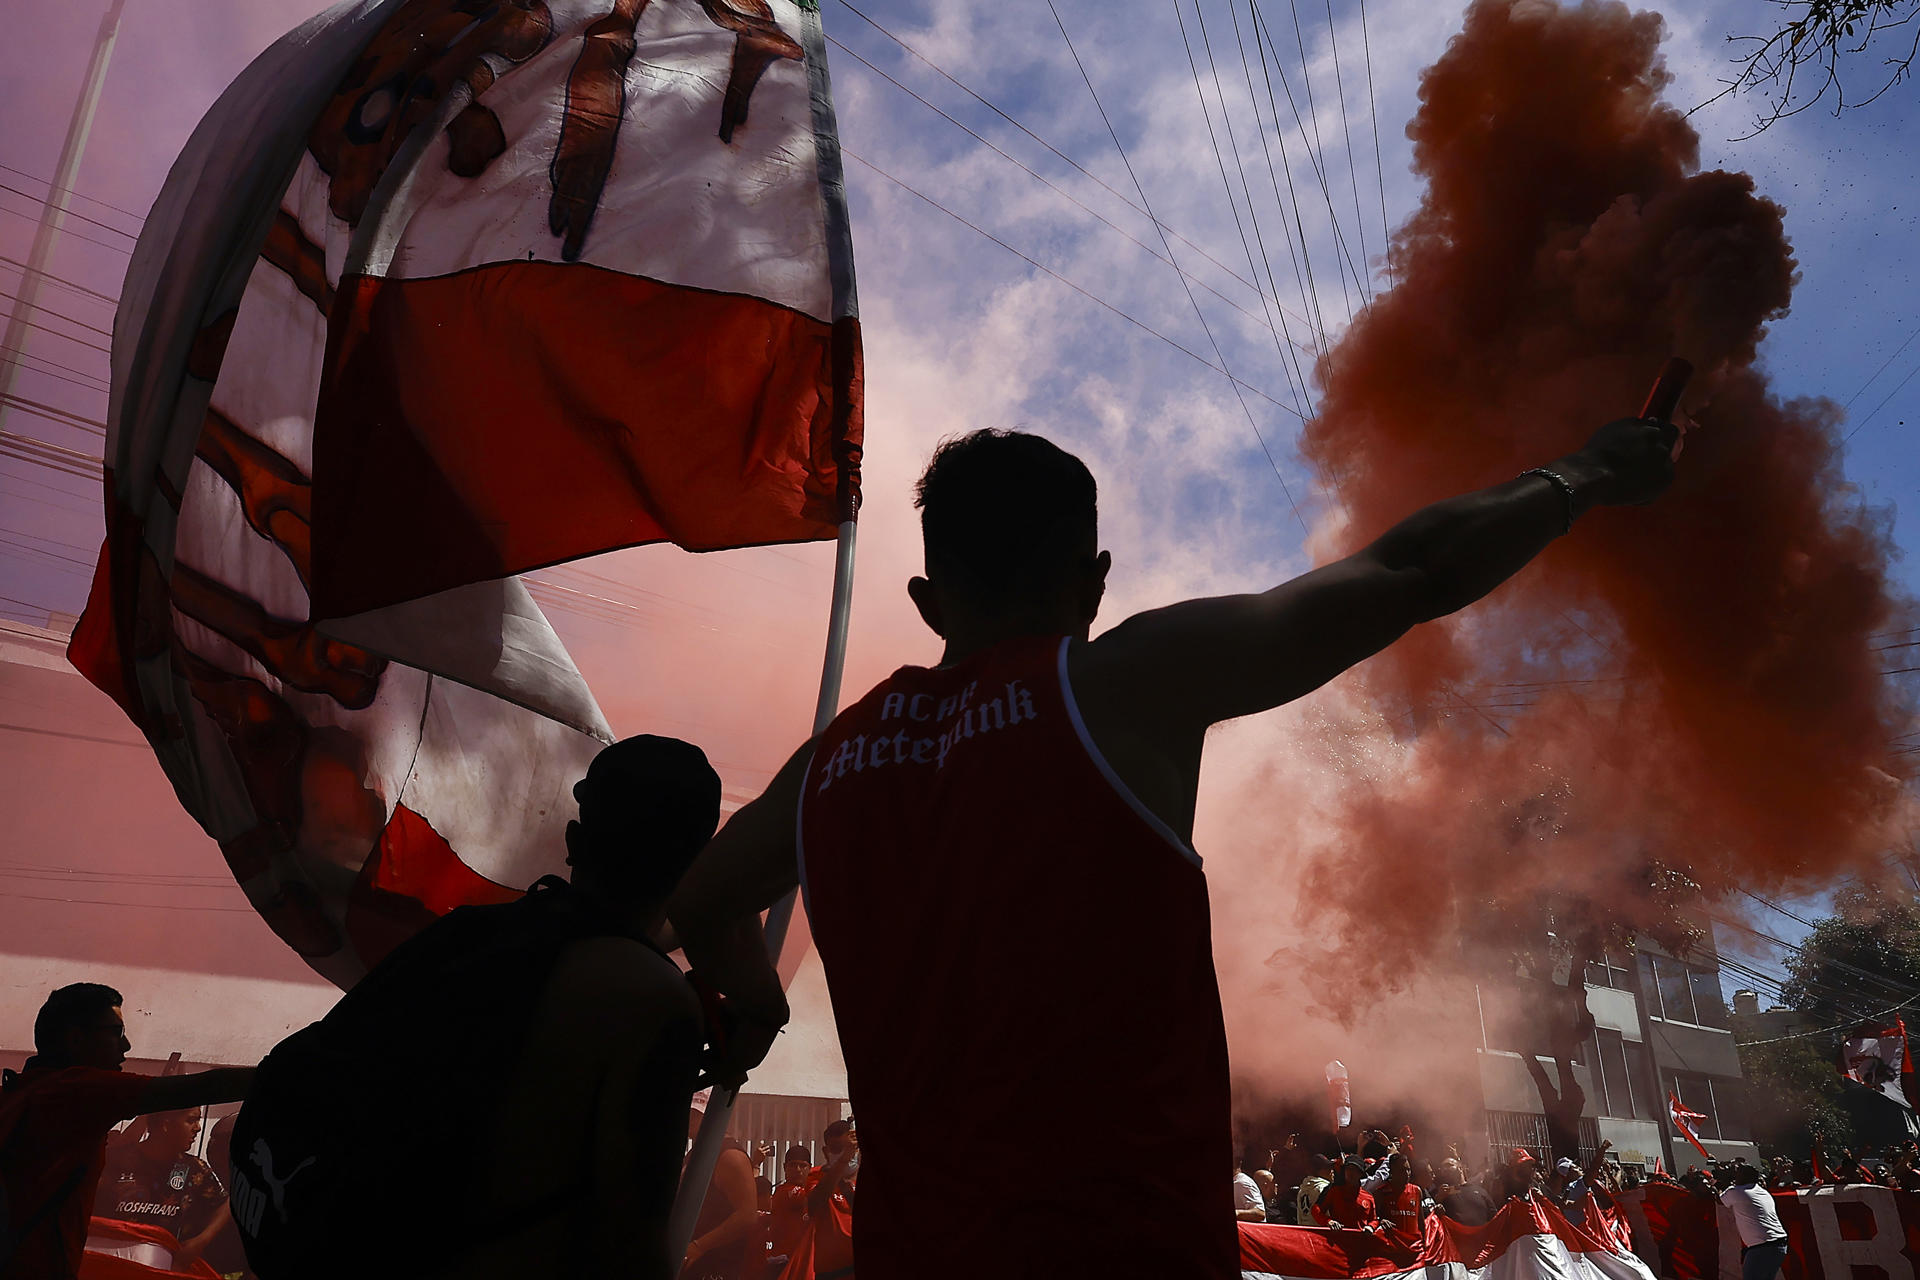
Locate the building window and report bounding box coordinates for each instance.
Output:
[1625,1040,1657,1121]
[1586,951,1635,990]
[1689,970,1729,1029]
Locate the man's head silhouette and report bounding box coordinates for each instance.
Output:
[907,429,1108,649]
[566,735,722,920]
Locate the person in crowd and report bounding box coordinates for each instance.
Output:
[1499,1149,1543,1201]
[1371,1153,1423,1243]
[1361,1129,1395,1161]
[94,1108,231,1265]
[1834,1149,1876,1185]
[0,984,253,1280]
[767,1146,814,1278]
[1271,1137,1312,1219]
[234,735,719,1280]
[805,1120,858,1280]
[1720,1162,1788,1280]
[1314,1158,1379,1230]
[1233,1155,1268,1223]
[670,417,1681,1278]
[683,1094,763,1280]
[1296,1155,1334,1228]
[200,1111,254,1280]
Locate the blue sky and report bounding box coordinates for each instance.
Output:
[1,0,1915,1027]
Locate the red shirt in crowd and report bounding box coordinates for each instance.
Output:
[803,1166,856,1279]
[799,636,1236,1278]
[1313,1184,1378,1229]
[1378,1181,1423,1240]
[0,1064,150,1280]
[768,1180,812,1262]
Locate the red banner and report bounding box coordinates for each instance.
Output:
[1619,1183,1920,1280]
[1240,1184,1920,1280]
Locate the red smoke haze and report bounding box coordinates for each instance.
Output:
[1285,0,1914,1000]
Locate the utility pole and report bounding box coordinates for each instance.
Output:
[0,0,129,433]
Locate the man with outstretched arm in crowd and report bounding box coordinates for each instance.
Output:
[0,984,255,1280]
[669,416,1679,1278]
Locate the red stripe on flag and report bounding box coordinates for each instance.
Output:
[310,263,863,618]
[344,803,520,969]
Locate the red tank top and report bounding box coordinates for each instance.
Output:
[798,635,1235,1278]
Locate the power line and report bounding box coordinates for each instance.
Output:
[823,31,1320,357]
[1356,0,1394,287]
[1253,1,1368,316]
[1236,0,1333,369]
[828,0,1284,309]
[0,289,113,338]
[0,346,110,395]
[0,201,133,256]
[843,148,1302,419]
[1183,0,1310,418]
[0,254,120,306]
[1845,321,1920,410]
[2,311,112,353]
[1846,358,1919,441]
[1320,0,1373,296]
[0,181,138,241]
[0,392,106,433]
[1049,0,1308,533]
[0,159,149,222]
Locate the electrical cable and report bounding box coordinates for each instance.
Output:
[1229,0,1327,387]
[1181,0,1310,418]
[1356,0,1394,288]
[842,148,1302,419]
[1243,2,1336,350]
[828,0,1283,307]
[1320,0,1374,295]
[824,32,1319,357]
[1049,0,1308,533]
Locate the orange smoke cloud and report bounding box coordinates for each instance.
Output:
[1290,0,1913,997]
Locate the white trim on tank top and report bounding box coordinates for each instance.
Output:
[793,642,1204,909]
[1055,637,1204,869]
[795,744,817,918]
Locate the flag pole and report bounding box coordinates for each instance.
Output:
[669,516,857,1264]
[670,0,860,1259]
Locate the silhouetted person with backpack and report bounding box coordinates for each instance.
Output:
[0,984,253,1280]
[230,735,722,1280]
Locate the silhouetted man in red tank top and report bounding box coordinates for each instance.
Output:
[670,419,1678,1278]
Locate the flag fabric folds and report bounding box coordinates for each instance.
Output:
[305,0,863,619]
[1839,1020,1914,1107]
[70,0,860,987]
[1239,1192,1656,1280]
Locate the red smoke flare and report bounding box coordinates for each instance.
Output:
[1293,0,1913,996]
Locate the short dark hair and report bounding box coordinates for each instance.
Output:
[784,1145,812,1166]
[823,1118,854,1144]
[569,736,722,903]
[34,982,123,1055]
[1311,1154,1334,1172]
[914,429,1097,601]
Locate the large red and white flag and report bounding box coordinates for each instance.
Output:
[1840,1020,1914,1107]
[70,0,860,985]
[1239,1192,1656,1280]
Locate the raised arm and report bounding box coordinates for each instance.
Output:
[134,1067,254,1116]
[1078,417,1676,732]
[665,741,816,1082]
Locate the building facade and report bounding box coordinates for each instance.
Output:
[1476,932,1759,1171]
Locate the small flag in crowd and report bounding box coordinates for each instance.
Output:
[1667,1093,1713,1163]
[1839,1019,1914,1108]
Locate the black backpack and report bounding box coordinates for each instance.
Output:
[226,877,648,1278]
